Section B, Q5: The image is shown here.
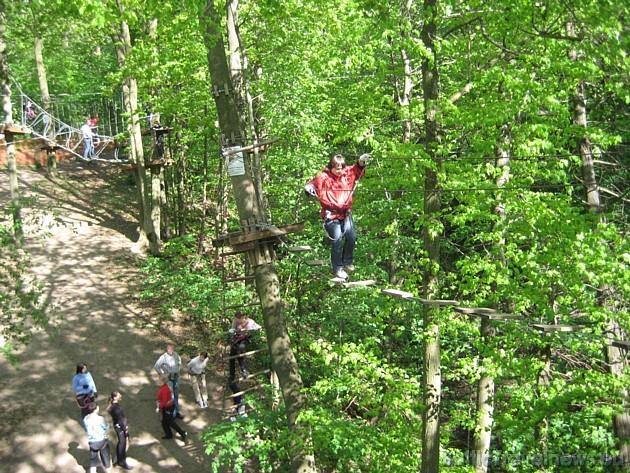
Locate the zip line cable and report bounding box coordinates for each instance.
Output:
[264,181,624,199]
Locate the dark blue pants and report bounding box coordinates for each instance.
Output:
[324,214,357,273]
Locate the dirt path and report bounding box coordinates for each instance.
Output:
[0,160,222,472]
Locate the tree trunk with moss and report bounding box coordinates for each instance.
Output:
[199,2,316,471]
[1,4,22,239]
[113,0,159,255]
[420,0,441,471]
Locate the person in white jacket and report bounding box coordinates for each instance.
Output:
[80,118,95,160]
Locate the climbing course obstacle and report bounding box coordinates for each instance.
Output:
[12,86,121,163]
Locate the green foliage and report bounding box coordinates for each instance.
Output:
[140,235,225,329]
[0,222,50,362]
[6,0,628,469]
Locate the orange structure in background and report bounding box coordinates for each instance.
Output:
[0,136,76,166]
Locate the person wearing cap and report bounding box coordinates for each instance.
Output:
[304,153,369,280]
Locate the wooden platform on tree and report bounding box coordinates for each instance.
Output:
[222,138,281,156]
[611,339,630,350]
[223,347,269,362]
[141,126,172,137]
[454,306,523,320]
[119,158,175,172]
[381,289,459,305]
[1,124,31,135]
[532,324,584,333]
[213,222,304,249]
[286,245,312,252]
[332,278,377,287]
[305,259,329,267]
[146,158,174,169]
[40,141,63,151]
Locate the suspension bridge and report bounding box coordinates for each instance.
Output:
[17,95,122,162]
[5,80,131,163]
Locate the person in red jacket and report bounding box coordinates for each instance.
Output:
[305,153,369,279]
[156,375,187,442]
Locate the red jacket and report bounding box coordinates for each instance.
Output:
[157,383,174,409]
[307,164,366,221]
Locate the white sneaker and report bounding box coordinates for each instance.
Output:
[344,264,355,272]
[334,269,349,279]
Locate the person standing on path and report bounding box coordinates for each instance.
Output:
[80,118,95,160]
[72,362,98,421]
[187,352,209,409]
[83,402,113,473]
[304,153,369,280]
[106,391,133,470]
[153,344,184,419]
[156,375,187,442]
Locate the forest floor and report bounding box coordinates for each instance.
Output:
[0,158,225,473]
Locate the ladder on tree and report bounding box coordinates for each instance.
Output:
[212,217,303,421]
[220,340,272,421]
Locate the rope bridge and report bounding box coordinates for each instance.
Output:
[12,83,123,162]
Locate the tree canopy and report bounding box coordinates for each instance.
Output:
[2,0,628,471]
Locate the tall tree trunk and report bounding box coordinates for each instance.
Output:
[177,142,187,237]
[1,5,22,239]
[420,0,441,471]
[396,0,415,143]
[473,123,511,472]
[197,128,210,254]
[199,3,315,471]
[113,0,157,254]
[569,21,629,467]
[33,18,54,137]
[33,25,57,177]
[226,0,267,221]
[34,35,51,114]
[147,18,164,246]
[150,164,162,243]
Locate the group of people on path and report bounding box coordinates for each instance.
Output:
[153,344,212,441]
[71,363,132,471]
[70,342,213,471]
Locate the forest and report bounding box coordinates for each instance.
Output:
[1,0,628,472]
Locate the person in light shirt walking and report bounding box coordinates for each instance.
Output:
[188,352,210,409]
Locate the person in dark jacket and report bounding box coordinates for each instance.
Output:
[107,391,133,470]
